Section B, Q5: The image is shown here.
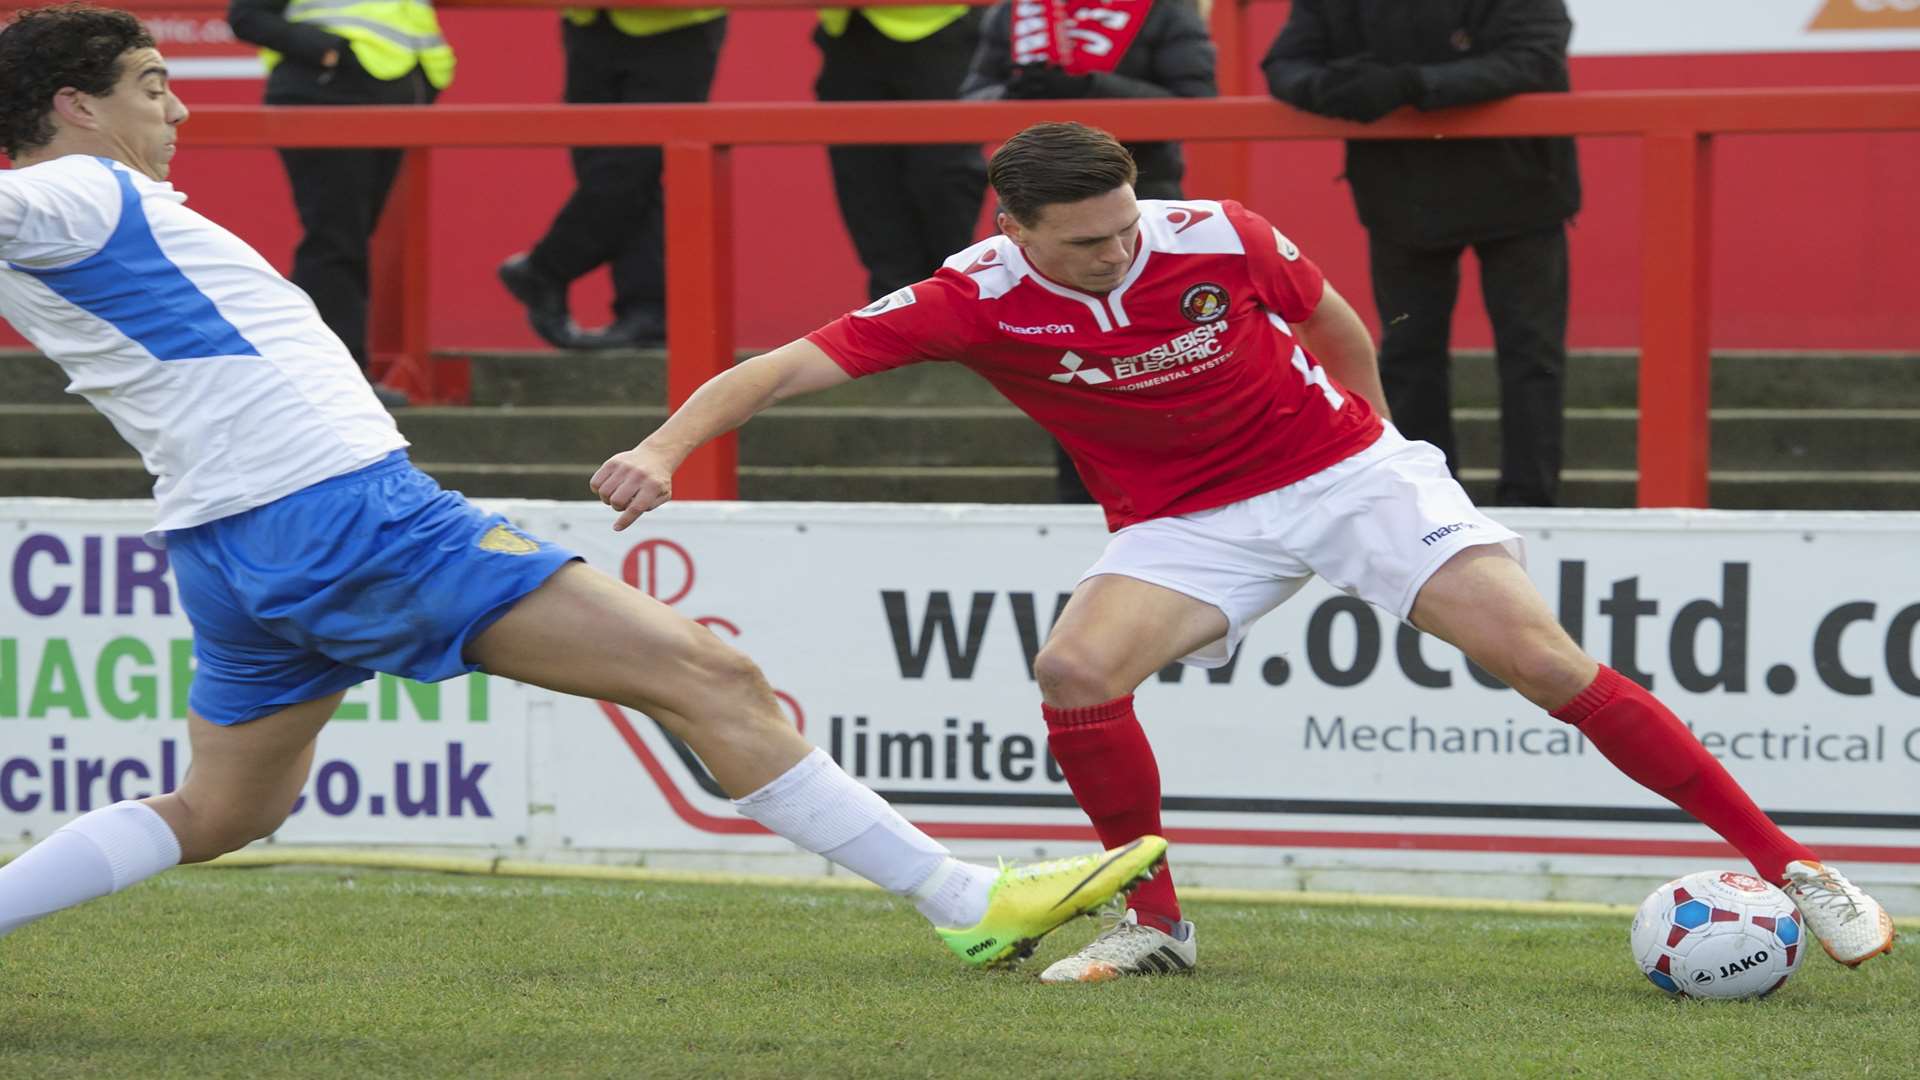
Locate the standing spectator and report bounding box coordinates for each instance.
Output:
[1262,0,1580,506]
[228,0,453,407]
[961,0,1216,200]
[815,4,987,302]
[499,7,727,350]
[962,0,1216,502]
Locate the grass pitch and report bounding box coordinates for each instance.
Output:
[3,866,1911,1080]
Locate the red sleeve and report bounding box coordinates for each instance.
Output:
[805,272,980,378]
[1222,200,1325,324]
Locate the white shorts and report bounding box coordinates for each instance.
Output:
[1079,426,1524,668]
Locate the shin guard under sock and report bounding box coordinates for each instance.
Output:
[1043,695,1180,929]
[1552,666,1814,882]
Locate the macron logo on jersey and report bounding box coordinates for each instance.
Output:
[962,249,1002,276]
[1000,321,1077,336]
[1166,206,1214,235]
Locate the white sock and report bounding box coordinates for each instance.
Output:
[733,749,994,927]
[0,801,181,937]
[905,858,996,929]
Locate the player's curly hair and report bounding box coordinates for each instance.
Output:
[989,122,1139,225]
[0,5,154,159]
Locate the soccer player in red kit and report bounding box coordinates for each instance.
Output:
[592,122,1895,980]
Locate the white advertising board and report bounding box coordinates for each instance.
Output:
[1568,0,1920,56]
[3,499,1917,907]
[0,501,530,847]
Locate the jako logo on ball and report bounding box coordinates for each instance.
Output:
[1630,869,1804,1000]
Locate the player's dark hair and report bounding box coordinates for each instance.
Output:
[989,122,1139,225]
[0,4,154,158]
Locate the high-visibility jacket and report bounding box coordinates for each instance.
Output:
[563,6,725,37]
[817,5,971,42]
[263,0,455,89]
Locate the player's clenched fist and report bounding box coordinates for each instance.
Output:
[591,448,673,531]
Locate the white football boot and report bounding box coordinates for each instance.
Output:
[1780,860,1896,966]
[1038,908,1196,983]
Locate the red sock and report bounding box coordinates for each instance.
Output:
[1551,666,1814,882]
[1043,695,1180,930]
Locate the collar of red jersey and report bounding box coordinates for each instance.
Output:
[1001,231,1155,306]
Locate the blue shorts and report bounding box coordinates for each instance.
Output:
[168,451,579,725]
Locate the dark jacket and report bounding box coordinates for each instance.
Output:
[1263,0,1580,247]
[961,0,1217,198]
[228,0,434,105]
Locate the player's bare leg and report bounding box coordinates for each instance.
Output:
[1028,573,1224,980]
[0,692,342,937]
[1411,545,1894,965]
[465,561,1166,965]
[1405,545,1595,706]
[467,562,812,795]
[1033,573,1229,708]
[146,694,344,862]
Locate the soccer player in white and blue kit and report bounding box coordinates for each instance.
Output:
[0,5,1168,967]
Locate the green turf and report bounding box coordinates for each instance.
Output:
[2,867,1910,1080]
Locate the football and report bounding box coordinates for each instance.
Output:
[1630,870,1804,1000]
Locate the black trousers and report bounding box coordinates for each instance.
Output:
[529,15,727,321]
[1369,225,1569,507]
[270,59,433,372]
[815,13,987,301]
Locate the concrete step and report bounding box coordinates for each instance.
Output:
[453,347,1920,409]
[1435,350,1920,410]
[395,406,1055,467]
[9,403,1916,474]
[0,404,1059,467]
[1,352,72,405]
[462,347,1014,408]
[427,463,1061,504]
[0,457,1059,504]
[1460,470,1920,511]
[0,346,1005,409]
[11,348,1917,410]
[464,348,668,407]
[6,456,1914,510]
[0,459,155,499]
[352,464,1920,511]
[8,344,1916,510]
[1452,408,1920,472]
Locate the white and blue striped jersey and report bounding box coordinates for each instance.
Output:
[0,154,405,533]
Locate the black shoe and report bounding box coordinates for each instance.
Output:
[580,308,666,350]
[498,253,588,349]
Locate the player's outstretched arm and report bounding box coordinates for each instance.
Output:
[590,338,852,530]
[1292,282,1389,420]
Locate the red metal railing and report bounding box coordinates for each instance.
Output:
[178,88,1920,507]
[106,0,1271,238]
[114,0,1260,199]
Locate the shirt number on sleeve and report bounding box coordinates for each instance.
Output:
[1291,345,1344,410]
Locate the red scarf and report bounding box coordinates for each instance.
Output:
[1009,0,1153,76]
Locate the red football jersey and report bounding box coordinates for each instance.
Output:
[807,199,1383,531]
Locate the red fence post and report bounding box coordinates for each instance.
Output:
[1637,132,1714,508]
[1186,0,1254,204]
[664,141,738,500]
[368,148,440,402]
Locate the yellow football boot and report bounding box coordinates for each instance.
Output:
[935,836,1169,968]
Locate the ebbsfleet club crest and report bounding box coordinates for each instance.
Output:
[1180,282,1229,323]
